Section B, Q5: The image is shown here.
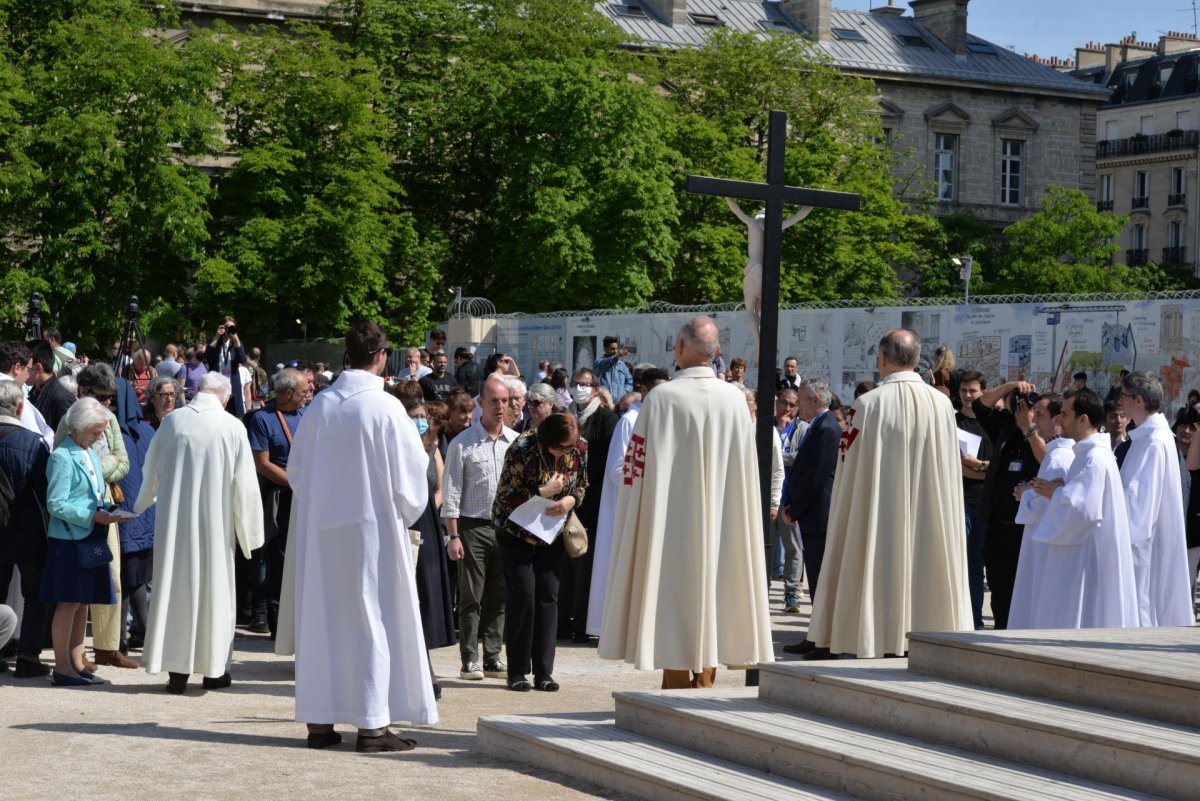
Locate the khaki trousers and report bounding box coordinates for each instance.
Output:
[90,523,122,650]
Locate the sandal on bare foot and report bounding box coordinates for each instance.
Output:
[355,729,417,753]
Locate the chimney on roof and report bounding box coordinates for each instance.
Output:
[1160,30,1200,55]
[643,0,688,25]
[1075,41,1105,70]
[1105,33,1157,72]
[870,0,905,14]
[781,0,832,42]
[909,0,969,56]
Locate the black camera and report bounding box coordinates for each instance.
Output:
[125,295,139,318]
[1010,389,1040,408]
[225,324,238,336]
[1180,406,1200,427]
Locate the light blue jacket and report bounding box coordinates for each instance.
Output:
[46,438,104,541]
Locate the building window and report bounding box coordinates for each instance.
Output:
[1133,171,1149,209]
[1178,111,1192,131]
[1105,120,1119,141]
[1000,139,1022,206]
[1129,223,1148,265]
[1170,167,1186,206]
[1165,221,1186,266]
[1098,174,1114,211]
[935,133,957,202]
[1140,115,1155,136]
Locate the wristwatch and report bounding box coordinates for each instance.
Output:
[448,534,461,540]
[1023,425,1038,438]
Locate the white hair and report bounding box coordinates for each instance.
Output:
[198,371,232,401]
[64,396,112,434]
[503,377,526,397]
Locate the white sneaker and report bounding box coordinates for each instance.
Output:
[460,661,484,680]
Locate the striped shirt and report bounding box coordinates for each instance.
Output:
[442,421,519,520]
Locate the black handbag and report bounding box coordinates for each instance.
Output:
[75,523,113,569]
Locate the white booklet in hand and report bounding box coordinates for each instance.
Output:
[507,496,568,545]
[110,510,138,522]
[957,429,982,459]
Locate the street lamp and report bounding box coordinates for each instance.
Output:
[952,256,975,304]
[296,318,307,343]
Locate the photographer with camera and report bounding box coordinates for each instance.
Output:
[971,379,1045,629]
[206,316,249,417]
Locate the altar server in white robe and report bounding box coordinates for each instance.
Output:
[1024,388,1138,628]
[1009,393,1076,629]
[1118,372,1194,627]
[600,317,773,689]
[586,365,669,637]
[283,321,436,753]
[807,328,971,659]
[134,372,264,692]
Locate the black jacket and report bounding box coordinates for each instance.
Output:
[0,421,50,564]
[30,377,75,432]
[576,407,618,533]
[784,410,841,534]
[205,339,248,417]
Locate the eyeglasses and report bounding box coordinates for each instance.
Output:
[369,347,390,358]
[155,392,177,402]
[92,392,115,405]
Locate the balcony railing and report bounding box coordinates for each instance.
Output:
[1098,130,1200,158]
[1168,193,1187,206]
[1132,196,1150,209]
[1163,246,1188,265]
[1127,248,1149,266]
[1097,199,1114,211]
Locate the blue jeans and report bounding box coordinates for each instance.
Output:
[964,504,988,629]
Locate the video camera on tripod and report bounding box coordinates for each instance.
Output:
[111,295,144,374]
[25,291,42,341]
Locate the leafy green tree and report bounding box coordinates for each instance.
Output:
[202,23,429,343]
[0,53,44,335]
[989,186,1150,294]
[661,30,916,305]
[423,0,679,312]
[1,0,223,352]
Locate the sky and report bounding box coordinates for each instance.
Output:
[834,0,1196,62]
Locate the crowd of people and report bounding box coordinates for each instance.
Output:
[1,316,1195,752]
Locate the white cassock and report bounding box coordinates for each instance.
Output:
[1120,413,1194,627]
[134,391,264,677]
[1008,436,1076,629]
[586,400,640,638]
[809,371,972,658]
[1026,432,1139,628]
[599,366,773,672]
[280,369,436,729]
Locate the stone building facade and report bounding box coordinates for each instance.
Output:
[1072,32,1200,274]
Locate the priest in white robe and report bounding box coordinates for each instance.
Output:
[1024,388,1138,628]
[1009,393,1076,629]
[599,317,773,689]
[807,328,971,659]
[586,366,669,638]
[134,372,264,692]
[282,322,436,753]
[1118,372,1194,627]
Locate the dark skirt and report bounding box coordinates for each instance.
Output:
[121,548,153,593]
[413,498,456,650]
[40,538,116,605]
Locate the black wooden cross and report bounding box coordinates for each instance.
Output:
[686,109,861,605]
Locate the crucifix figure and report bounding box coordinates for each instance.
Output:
[686,109,861,613]
[725,197,813,367]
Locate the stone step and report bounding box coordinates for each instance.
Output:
[907,628,1200,727]
[758,660,1200,801]
[476,711,854,801]
[613,689,1157,801]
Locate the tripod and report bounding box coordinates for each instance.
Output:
[25,291,42,341]
[111,295,145,377]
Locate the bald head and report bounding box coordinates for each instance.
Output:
[480,375,511,429]
[878,328,921,377]
[675,316,720,368]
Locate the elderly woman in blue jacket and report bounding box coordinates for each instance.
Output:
[42,397,124,687]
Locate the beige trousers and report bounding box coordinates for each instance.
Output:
[89,523,122,651]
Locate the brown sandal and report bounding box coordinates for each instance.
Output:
[355,729,417,753]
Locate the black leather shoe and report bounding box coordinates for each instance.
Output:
[14,660,51,678]
[801,647,838,661]
[356,729,417,753]
[202,672,232,690]
[166,673,189,694]
[782,639,816,655]
[307,731,343,749]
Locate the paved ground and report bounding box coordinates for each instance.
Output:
[0,582,990,800]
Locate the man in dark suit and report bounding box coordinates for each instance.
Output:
[25,342,75,432]
[779,378,841,657]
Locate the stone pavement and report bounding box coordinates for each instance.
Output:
[0,582,990,801]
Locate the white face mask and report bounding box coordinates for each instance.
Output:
[571,384,594,406]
